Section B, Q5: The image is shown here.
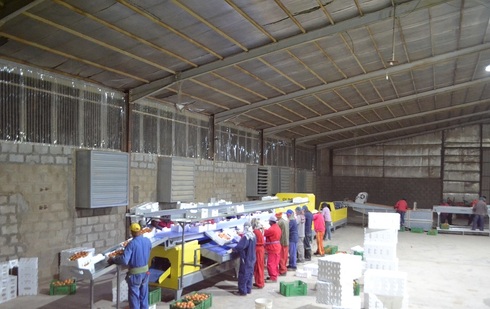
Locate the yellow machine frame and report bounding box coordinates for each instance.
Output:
[149,240,201,290]
[318,201,348,230]
[275,193,316,213]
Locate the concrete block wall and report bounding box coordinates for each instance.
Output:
[328,176,442,209]
[0,140,296,284]
[130,153,158,205]
[0,141,127,282]
[194,159,247,202]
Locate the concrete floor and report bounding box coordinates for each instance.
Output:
[2,217,490,309]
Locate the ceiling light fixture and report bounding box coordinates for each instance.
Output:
[485,64,490,72]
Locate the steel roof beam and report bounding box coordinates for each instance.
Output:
[129,0,450,102]
[296,97,490,143]
[0,0,44,25]
[315,111,490,149]
[267,74,490,137]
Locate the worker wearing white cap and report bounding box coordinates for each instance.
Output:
[231,221,256,296]
[111,223,152,309]
[264,215,281,283]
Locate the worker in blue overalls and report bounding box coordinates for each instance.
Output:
[232,221,257,296]
[111,222,152,309]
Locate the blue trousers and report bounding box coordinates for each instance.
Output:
[397,211,406,227]
[126,272,149,309]
[238,262,253,294]
[288,242,297,268]
[472,214,485,231]
[324,221,332,240]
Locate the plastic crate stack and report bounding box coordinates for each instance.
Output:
[364,213,408,309]
[18,257,38,296]
[112,273,128,303]
[0,261,17,304]
[316,254,363,309]
[364,228,399,271]
[59,247,95,280]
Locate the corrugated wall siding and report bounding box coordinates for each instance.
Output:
[324,125,490,207]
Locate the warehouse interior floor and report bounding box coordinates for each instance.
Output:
[2,214,490,309]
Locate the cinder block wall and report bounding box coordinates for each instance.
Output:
[194,160,247,202]
[0,141,127,281]
[0,142,252,283]
[328,176,442,209]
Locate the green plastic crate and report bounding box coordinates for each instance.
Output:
[324,245,338,255]
[148,287,161,305]
[49,279,76,295]
[198,294,212,309]
[411,227,424,233]
[427,229,438,236]
[353,280,360,296]
[280,280,307,297]
[353,251,364,260]
[179,293,212,309]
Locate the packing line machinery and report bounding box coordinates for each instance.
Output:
[129,193,315,300]
[64,193,315,307]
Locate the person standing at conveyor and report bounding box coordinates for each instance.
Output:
[232,221,256,296]
[286,209,298,271]
[439,198,452,226]
[251,218,265,289]
[322,203,332,241]
[295,206,306,263]
[472,196,488,231]
[302,205,313,261]
[264,215,281,283]
[110,223,152,309]
[394,197,408,229]
[276,211,289,276]
[312,209,325,256]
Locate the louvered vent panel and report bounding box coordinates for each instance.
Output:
[157,157,195,202]
[304,170,314,192]
[257,167,269,196]
[280,167,291,192]
[270,166,280,195]
[76,150,129,208]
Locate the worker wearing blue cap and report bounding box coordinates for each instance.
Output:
[286,209,298,270]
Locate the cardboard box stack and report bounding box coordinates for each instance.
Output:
[112,273,128,303]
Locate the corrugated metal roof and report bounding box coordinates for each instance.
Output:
[1,0,490,149]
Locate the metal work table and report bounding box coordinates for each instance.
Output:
[66,236,169,309]
[338,201,433,230]
[432,205,490,236]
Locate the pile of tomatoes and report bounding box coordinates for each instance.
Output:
[172,301,195,308]
[52,279,75,286]
[183,293,209,302]
[172,293,210,308]
[108,249,124,258]
[68,251,89,261]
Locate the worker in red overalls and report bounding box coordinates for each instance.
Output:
[394,197,408,229]
[264,215,281,283]
[251,218,265,289]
